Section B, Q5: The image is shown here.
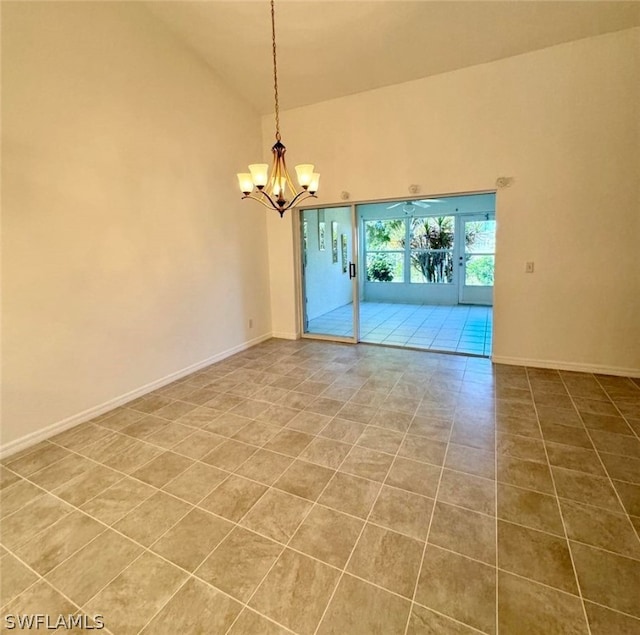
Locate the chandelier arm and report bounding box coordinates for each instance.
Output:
[270,0,281,141]
[244,191,280,210]
[281,158,298,197]
[243,190,317,214]
[287,190,317,209]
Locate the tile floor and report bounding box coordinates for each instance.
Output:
[307,302,493,356]
[1,338,640,634]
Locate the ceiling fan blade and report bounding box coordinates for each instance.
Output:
[386,203,402,209]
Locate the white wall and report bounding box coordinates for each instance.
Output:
[1,2,272,452]
[265,28,640,375]
[302,208,352,321]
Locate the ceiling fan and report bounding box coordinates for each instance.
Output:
[386,199,443,214]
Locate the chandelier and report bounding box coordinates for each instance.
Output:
[236,0,319,217]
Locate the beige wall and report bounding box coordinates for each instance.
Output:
[1,2,272,451]
[266,28,640,375]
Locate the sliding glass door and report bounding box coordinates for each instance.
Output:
[300,206,358,342]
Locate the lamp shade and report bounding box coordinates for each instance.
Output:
[295,164,315,189]
[248,164,269,188]
[237,173,254,195]
[308,173,321,194]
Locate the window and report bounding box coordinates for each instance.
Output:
[410,216,455,284]
[464,219,496,286]
[364,216,457,284]
[364,219,404,283]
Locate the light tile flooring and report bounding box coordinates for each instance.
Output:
[1,339,640,634]
[307,302,493,356]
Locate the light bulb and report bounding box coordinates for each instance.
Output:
[272,177,287,198]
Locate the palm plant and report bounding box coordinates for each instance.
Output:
[410,216,455,283]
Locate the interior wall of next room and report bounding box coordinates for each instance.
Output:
[301,207,353,321]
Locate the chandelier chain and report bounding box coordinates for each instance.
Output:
[237,0,318,216]
[271,0,281,141]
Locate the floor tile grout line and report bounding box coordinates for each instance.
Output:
[126,535,297,635]
[562,375,640,548]
[311,373,420,635]
[5,516,640,633]
[4,424,637,559]
[4,448,422,631]
[3,345,635,631]
[406,603,490,635]
[583,375,640,440]
[102,486,300,635]
[3,449,77,483]
[309,304,491,355]
[402,395,475,635]
[0,497,194,635]
[221,397,383,635]
[2,435,325,633]
[525,367,593,635]
[0,548,84,616]
[2,480,190,609]
[590,374,640,439]
[5,427,639,560]
[410,560,640,625]
[132,577,206,635]
[79,420,293,567]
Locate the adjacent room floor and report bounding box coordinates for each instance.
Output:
[1,339,639,634]
[307,302,493,356]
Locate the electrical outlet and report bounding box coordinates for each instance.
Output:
[249,318,253,328]
[525,262,535,273]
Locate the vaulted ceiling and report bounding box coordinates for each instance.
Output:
[146,1,640,114]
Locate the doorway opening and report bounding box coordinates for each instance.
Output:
[300,206,357,342]
[299,192,496,357]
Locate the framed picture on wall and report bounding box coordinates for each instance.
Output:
[331,221,338,263]
[318,221,326,251]
[341,234,348,273]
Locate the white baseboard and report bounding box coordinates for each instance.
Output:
[0,332,273,460]
[491,355,640,378]
[271,331,300,340]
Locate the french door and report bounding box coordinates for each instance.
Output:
[458,214,496,305]
[299,206,359,342]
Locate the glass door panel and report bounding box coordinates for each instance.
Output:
[459,214,496,305]
[301,206,358,341]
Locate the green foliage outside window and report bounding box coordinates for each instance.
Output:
[364,215,493,285]
[366,253,395,282]
[465,255,495,286]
